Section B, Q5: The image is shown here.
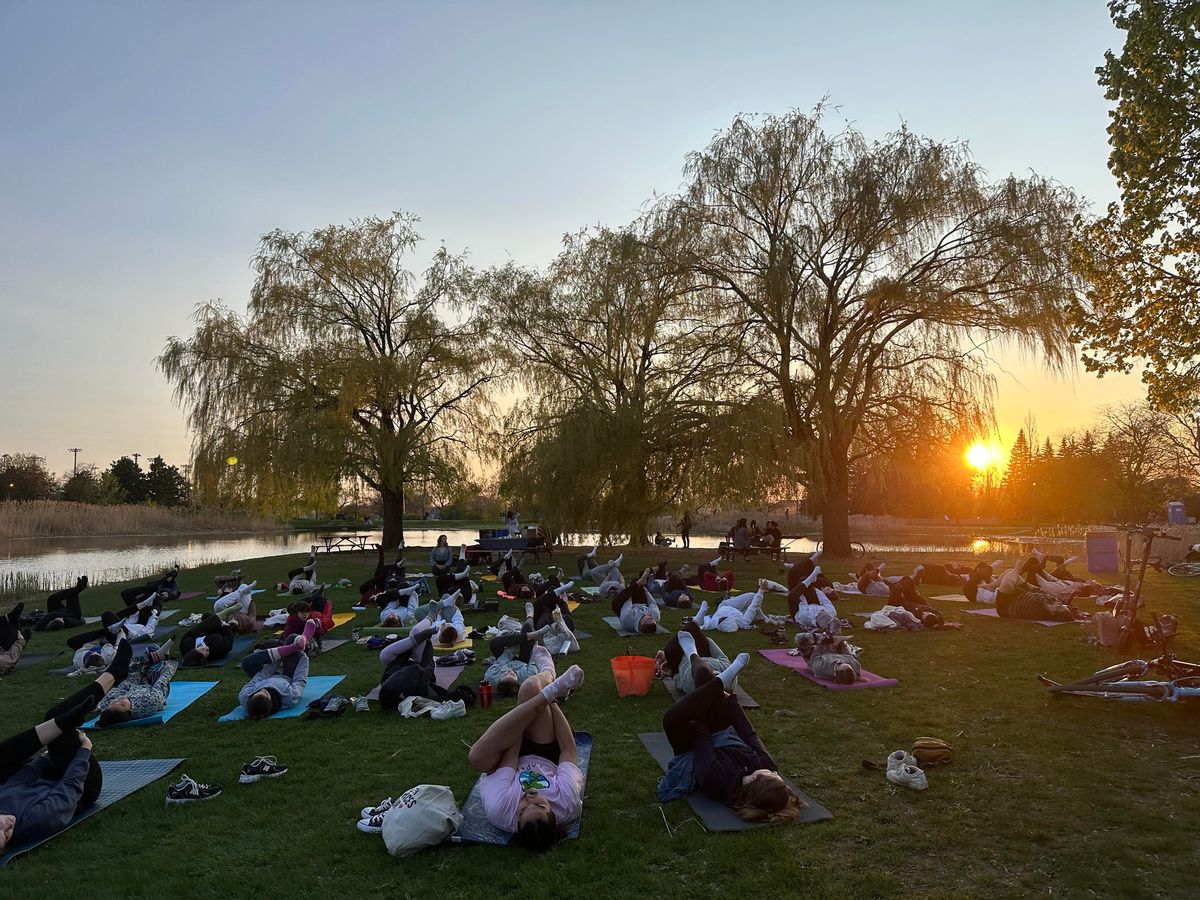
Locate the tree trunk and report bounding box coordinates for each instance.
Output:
[820,453,852,556]
[381,484,405,549]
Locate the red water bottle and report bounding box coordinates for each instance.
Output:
[479,681,493,709]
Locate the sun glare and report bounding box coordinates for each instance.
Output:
[965,443,999,472]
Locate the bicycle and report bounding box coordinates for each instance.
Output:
[1167,544,1200,577]
[812,539,866,558]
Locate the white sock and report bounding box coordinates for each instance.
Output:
[137,597,154,609]
[613,554,624,568]
[459,544,467,561]
[783,562,796,570]
[912,564,925,577]
[444,590,460,607]
[586,546,597,558]
[803,567,821,587]
[525,602,535,620]
[709,555,722,568]
[1064,556,1078,566]
[541,664,584,701]
[810,550,822,561]
[555,581,575,596]
[676,631,698,658]
[245,580,257,591]
[504,548,513,560]
[718,652,749,687]
[530,644,555,677]
[694,600,708,623]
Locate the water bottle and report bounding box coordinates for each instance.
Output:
[479,681,493,709]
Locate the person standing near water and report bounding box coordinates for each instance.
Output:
[678,511,692,549]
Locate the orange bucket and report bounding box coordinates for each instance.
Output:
[611,654,656,697]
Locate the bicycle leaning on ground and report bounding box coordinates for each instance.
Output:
[1167,543,1200,577]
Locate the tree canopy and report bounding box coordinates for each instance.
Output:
[1072,0,1200,411]
[158,212,495,546]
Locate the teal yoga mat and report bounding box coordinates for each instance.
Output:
[217,675,345,722]
[83,681,218,729]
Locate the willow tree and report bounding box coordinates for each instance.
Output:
[158,212,494,546]
[485,226,782,545]
[656,110,1081,554]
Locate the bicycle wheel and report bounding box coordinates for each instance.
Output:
[850,542,866,558]
[1167,562,1200,577]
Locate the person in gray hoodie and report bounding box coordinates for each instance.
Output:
[237,619,317,718]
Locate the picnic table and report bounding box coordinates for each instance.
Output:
[318,534,370,554]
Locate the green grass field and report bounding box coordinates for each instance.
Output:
[2,547,1199,899]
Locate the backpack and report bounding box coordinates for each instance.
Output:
[381,785,462,857]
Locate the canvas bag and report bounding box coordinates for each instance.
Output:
[381,784,462,856]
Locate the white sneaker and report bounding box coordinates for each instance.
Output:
[887,763,928,790]
[886,749,917,773]
[357,812,387,833]
[431,699,466,720]
[360,796,395,819]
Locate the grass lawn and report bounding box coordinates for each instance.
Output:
[2,547,1199,899]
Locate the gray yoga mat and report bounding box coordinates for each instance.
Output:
[638,732,832,831]
[0,758,185,865]
[83,608,181,626]
[602,615,669,636]
[661,675,759,708]
[10,651,63,671]
[451,732,592,845]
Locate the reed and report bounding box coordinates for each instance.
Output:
[0,501,280,539]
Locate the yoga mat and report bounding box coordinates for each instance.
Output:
[83,608,181,626]
[451,733,592,845]
[662,675,759,708]
[313,638,349,655]
[218,674,346,722]
[0,758,185,866]
[758,648,898,690]
[206,588,267,601]
[931,594,971,603]
[639,732,831,830]
[580,586,600,596]
[574,631,592,641]
[435,634,475,652]
[964,607,1078,627]
[365,664,466,700]
[10,651,63,671]
[175,591,206,602]
[602,615,669,636]
[330,612,356,628]
[130,626,179,654]
[84,681,218,729]
[183,634,259,668]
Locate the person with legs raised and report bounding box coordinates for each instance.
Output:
[611,569,660,634]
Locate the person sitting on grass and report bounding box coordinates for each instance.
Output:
[430,535,455,575]
[694,582,767,632]
[237,620,317,719]
[27,577,89,632]
[468,650,585,850]
[656,617,737,692]
[611,569,661,634]
[95,641,179,727]
[0,604,32,677]
[655,643,803,822]
[994,563,1076,622]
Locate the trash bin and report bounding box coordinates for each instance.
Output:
[1086,532,1120,573]
[1167,501,1186,525]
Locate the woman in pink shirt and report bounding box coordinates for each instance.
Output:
[469,648,586,851]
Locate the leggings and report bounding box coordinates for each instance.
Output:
[0,619,20,652]
[664,618,711,674]
[662,671,737,756]
[532,591,575,631]
[120,584,157,607]
[241,644,303,679]
[489,623,535,664]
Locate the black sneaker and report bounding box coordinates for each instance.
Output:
[166,774,223,805]
[239,756,288,783]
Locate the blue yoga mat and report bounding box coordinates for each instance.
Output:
[0,758,185,866]
[183,634,258,668]
[451,732,592,845]
[217,674,345,722]
[83,681,218,729]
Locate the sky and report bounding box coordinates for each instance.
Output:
[0,0,1145,478]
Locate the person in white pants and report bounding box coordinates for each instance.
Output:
[694,582,767,632]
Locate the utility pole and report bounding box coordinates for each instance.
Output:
[131,453,141,467]
[67,448,83,475]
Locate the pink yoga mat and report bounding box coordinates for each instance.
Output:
[964,608,1078,628]
[758,648,898,690]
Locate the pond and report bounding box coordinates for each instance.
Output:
[0,525,1084,591]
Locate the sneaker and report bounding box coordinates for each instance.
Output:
[431,699,466,720]
[886,763,928,791]
[166,775,223,805]
[886,750,917,774]
[360,796,396,819]
[357,812,387,833]
[239,756,288,783]
[353,696,369,713]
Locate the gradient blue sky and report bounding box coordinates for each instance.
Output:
[0,0,1143,477]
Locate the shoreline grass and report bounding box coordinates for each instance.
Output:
[2,546,1198,897]
[0,501,281,540]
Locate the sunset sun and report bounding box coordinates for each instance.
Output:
[965,442,1000,472]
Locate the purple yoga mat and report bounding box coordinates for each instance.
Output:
[365,664,466,701]
[757,648,898,690]
[964,608,1077,628]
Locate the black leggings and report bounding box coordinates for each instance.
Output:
[611,582,649,617]
[489,623,535,663]
[120,584,156,607]
[0,620,19,652]
[663,619,711,674]
[662,673,735,755]
[532,591,575,631]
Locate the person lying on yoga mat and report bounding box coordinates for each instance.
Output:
[25,577,89,632]
[964,562,1002,604]
[434,546,480,609]
[656,643,802,822]
[694,583,766,632]
[483,610,561,697]
[468,651,585,850]
[886,577,945,629]
[612,570,661,634]
[97,592,164,643]
[492,552,535,599]
[359,544,407,606]
[179,606,250,666]
[431,591,467,646]
[694,557,734,592]
[430,535,455,574]
[278,548,317,596]
[379,578,422,627]
[95,641,179,727]
[1021,555,1107,600]
[649,561,693,608]
[656,618,736,692]
[237,620,317,718]
[793,629,862,684]
[855,564,892,598]
[0,604,32,676]
[994,565,1076,622]
[783,550,827,590]
[213,567,244,596]
[0,639,134,848]
[786,569,842,630]
[212,583,259,631]
[578,548,625,593]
